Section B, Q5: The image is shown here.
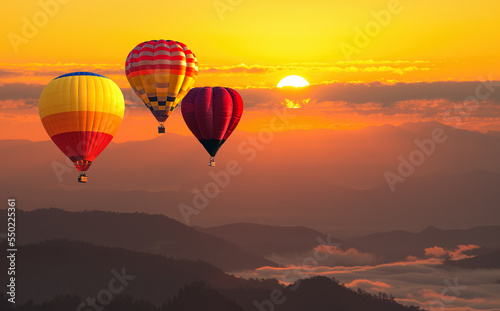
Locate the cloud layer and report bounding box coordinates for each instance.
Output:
[239,256,500,311]
[2,76,500,141]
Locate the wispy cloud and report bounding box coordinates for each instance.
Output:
[2,79,500,122]
[199,60,433,76]
[3,77,500,136]
[0,84,44,100]
[267,245,380,267]
[0,60,436,87]
[345,279,392,291]
[0,63,125,86]
[425,245,481,261]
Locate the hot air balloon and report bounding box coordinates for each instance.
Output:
[181,87,243,166]
[125,40,198,133]
[38,72,125,183]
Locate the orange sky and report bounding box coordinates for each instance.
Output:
[1,0,500,141]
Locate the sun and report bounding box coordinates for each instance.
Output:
[277,75,310,88]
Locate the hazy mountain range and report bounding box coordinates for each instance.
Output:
[444,249,500,269]
[3,121,500,235]
[202,222,500,263]
[2,209,499,267]
[0,209,274,271]
[3,122,500,310]
[0,239,278,306]
[347,225,500,261]
[2,209,499,310]
[0,239,424,311]
[199,223,342,257]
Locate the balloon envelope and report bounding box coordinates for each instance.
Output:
[125,40,198,124]
[38,72,125,172]
[181,87,243,157]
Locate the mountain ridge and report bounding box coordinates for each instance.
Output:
[0,208,277,272]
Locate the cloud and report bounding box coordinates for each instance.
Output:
[0,99,38,110]
[233,81,500,129]
[333,60,432,66]
[448,245,481,261]
[361,66,430,74]
[200,64,277,75]
[314,245,380,266]
[0,60,434,84]
[425,245,480,261]
[237,80,500,109]
[345,279,392,291]
[0,83,44,100]
[425,246,449,258]
[310,81,500,106]
[3,80,500,130]
[240,259,500,311]
[266,245,380,267]
[0,70,22,78]
[0,83,143,107]
[198,62,432,76]
[0,63,125,86]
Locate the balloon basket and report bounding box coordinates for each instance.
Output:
[158,123,165,133]
[78,172,88,183]
[209,157,216,167]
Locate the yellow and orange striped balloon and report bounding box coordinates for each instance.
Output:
[125,40,198,132]
[39,72,125,174]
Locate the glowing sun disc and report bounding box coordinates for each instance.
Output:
[277,75,310,88]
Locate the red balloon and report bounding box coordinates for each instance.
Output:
[181,87,243,160]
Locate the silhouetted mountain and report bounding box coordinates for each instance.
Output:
[266,277,424,311]
[200,223,343,257]
[486,130,500,138]
[348,225,500,261]
[0,240,423,311]
[0,294,158,311]
[443,249,500,269]
[167,277,425,311]
[0,208,276,271]
[163,282,244,311]
[0,239,279,306]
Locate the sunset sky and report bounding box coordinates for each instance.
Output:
[2,0,500,142]
[3,3,500,309]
